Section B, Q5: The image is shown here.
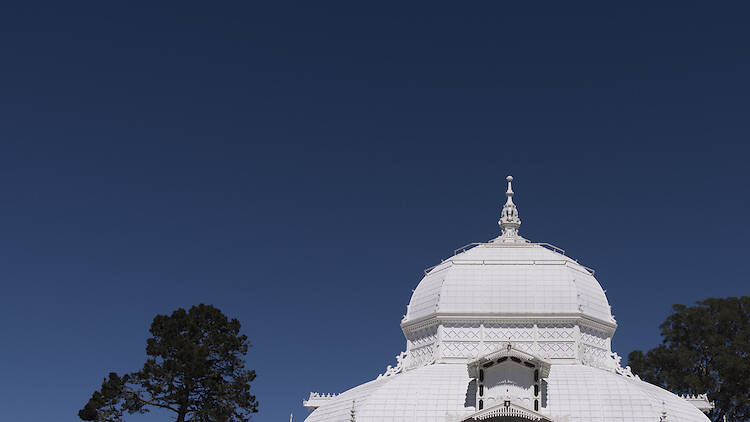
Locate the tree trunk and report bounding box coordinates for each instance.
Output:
[177,384,190,422]
[177,404,187,422]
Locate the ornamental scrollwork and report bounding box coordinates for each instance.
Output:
[376,351,408,380]
[610,352,640,380]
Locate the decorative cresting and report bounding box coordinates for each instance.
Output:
[679,394,715,414]
[464,402,552,421]
[303,392,339,410]
[497,175,526,243]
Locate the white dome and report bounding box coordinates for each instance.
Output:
[303,176,712,422]
[404,242,615,327]
[305,363,710,422]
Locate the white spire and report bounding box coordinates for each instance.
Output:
[497,175,525,243]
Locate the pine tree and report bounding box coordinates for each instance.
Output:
[79,304,258,422]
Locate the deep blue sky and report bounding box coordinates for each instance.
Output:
[1,2,748,421]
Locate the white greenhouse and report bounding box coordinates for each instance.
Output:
[302,176,713,422]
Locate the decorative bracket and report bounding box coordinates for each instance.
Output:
[377,351,408,380]
[609,352,639,379]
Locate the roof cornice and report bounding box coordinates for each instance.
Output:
[401,312,617,334]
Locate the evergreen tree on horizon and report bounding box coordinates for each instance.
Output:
[629,296,749,422]
[79,304,258,422]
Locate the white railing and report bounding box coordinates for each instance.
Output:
[421,241,596,277]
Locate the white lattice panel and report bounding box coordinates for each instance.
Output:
[480,342,505,355]
[442,324,481,341]
[442,341,480,358]
[484,323,535,341]
[537,342,576,359]
[406,325,438,350]
[537,323,575,340]
[581,344,610,369]
[580,325,609,349]
[406,345,435,369]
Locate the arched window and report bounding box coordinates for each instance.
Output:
[479,399,484,410]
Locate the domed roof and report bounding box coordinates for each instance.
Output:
[403,242,614,327]
[304,363,710,422]
[402,176,615,328]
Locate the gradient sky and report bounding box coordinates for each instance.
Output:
[1,2,748,421]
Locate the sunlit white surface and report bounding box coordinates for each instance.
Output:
[305,363,709,422]
[303,176,711,422]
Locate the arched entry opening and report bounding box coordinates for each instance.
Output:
[466,343,551,415]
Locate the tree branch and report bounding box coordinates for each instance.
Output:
[125,388,179,413]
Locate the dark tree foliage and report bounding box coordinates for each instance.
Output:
[628,297,749,422]
[79,304,258,422]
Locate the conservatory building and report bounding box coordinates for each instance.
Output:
[302,176,712,422]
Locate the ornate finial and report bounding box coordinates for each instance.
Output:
[497,175,525,243]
